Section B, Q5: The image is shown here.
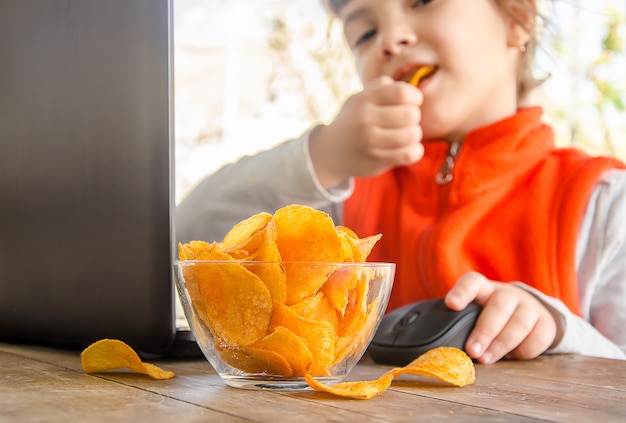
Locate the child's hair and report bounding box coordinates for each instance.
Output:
[323,0,544,103]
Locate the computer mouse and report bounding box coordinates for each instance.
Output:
[368,298,482,366]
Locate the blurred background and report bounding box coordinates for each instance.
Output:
[173,0,626,203]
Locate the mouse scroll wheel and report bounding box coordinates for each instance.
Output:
[397,310,421,330]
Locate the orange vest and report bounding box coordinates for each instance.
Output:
[344,107,625,315]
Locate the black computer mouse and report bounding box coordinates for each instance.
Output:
[368,298,482,366]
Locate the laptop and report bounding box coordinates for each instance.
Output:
[0,0,199,357]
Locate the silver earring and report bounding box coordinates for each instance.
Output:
[519,43,527,53]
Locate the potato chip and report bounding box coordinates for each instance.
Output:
[305,371,394,400]
[181,244,243,333]
[390,346,476,387]
[339,272,369,336]
[222,212,273,259]
[409,65,436,87]
[178,243,218,327]
[178,243,196,261]
[274,205,343,304]
[337,231,358,262]
[353,234,382,261]
[190,240,213,251]
[305,347,474,399]
[271,302,337,376]
[245,262,287,304]
[253,326,313,377]
[187,246,273,347]
[81,339,174,380]
[336,226,381,262]
[336,225,359,240]
[289,291,339,333]
[178,240,213,260]
[320,266,359,316]
[243,220,287,304]
[274,205,343,262]
[333,298,379,365]
[282,261,336,306]
[220,346,293,377]
[336,227,362,261]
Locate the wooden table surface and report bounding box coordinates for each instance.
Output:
[1,341,625,422]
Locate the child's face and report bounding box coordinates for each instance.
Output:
[337,0,525,141]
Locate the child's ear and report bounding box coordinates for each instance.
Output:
[503,0,536,49]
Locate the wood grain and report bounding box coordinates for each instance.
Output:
[1,343,625,423]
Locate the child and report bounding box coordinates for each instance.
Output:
[177,0,626,363]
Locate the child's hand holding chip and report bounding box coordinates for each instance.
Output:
[309,76,424,189]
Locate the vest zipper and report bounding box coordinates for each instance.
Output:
[436,140,462,184]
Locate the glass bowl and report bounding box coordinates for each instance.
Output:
[174,260,395,390]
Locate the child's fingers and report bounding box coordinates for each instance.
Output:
[506,326,545,361]
[463,290,519,362]
[444,272,502,361]
[369,123,422,149]
[369,134,424,167]
[364,76,423,106]
[471,298,538,363]
[446,275,558,363]
[445,271,494,310]
[370,104,421,129]
[506,309,558,360]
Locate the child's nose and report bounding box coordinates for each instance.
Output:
[378,26,417,57]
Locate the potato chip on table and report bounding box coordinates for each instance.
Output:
[81,339,174,380]
[306,347,475,399]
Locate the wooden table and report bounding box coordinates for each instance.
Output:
[1,341,625,422]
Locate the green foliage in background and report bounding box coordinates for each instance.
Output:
[542,1,625,159]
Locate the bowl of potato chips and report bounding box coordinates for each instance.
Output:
[174,205,395,390]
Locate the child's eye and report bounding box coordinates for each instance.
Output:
[411,0,436,8]
[354,28,376,48]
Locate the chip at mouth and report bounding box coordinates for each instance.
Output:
[408,65,436,87]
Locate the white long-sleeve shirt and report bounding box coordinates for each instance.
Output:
[176,131,626,360]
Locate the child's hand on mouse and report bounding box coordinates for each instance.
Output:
[309,76,424,189]
[444,272,558,364]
